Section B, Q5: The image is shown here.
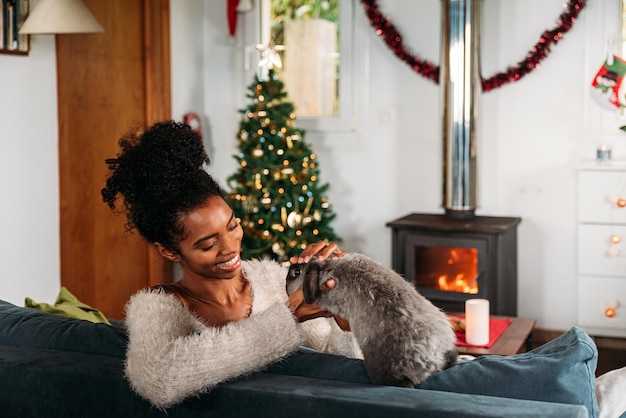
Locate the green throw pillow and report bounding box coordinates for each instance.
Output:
[25,286,111,325]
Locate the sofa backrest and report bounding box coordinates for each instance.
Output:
[0,299,127,358]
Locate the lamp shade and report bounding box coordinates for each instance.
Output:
[19,0,104,34]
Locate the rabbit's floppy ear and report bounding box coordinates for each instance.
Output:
[303,261,322,304]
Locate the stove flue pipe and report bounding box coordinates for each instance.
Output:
[440,0,482,219]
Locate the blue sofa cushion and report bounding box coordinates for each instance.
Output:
[419,326,598,417]
[0,299,127,358]
[269,327,598,417]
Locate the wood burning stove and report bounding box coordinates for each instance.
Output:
[387,213,521,316]
[385,2,522,316]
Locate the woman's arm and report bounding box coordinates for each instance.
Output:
[124,289,302,409]
[298,317,363,359]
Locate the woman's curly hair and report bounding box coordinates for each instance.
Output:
[102,120,225,251]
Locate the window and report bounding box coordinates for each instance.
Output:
[247,0,366,137]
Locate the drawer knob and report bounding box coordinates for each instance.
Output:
[605,300,619,318]
[611,234,621,244]
[618,199,626,208]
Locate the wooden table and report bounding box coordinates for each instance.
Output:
[455,315,537,356]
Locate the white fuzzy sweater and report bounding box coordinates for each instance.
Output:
[124,259,362,409]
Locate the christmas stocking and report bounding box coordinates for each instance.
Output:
[591,55,626,110]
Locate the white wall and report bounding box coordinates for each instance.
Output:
[0,35,60,305]
[172,0,624,331]
[3,0,623,332]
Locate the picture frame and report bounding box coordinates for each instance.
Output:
[0,0,30,56]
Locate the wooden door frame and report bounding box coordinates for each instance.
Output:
[57,0,172,318]
[143,0,172,286]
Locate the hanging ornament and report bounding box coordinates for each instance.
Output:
[590,55,626,110]
[227,0,254,37]
[303,197,314,216]
[281,207,288,226]
[360,0,586,91]
[227,0,239,37]
[287,211,303,228]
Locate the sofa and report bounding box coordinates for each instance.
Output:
[0,298,598,417]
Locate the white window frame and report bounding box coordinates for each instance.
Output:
[240,0,368,139]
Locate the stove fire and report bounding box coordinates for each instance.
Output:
[414,246,479,294]
[387,213,520,316]
[437,274,479,294]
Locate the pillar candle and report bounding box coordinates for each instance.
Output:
[465,299,490,346]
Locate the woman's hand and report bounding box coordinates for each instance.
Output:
[289,241,348,264]
[287,290,332,322]
[287,290,351,331]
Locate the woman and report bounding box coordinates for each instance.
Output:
[102,121,360,409]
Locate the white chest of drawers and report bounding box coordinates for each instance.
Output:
[577,161,626,337]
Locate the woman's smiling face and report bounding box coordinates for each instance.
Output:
[173,196,244,281]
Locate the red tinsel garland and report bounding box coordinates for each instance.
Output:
[360,0,587,92]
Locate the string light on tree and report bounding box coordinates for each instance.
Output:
[227,63,340,262]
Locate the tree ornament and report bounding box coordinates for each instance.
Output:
[287,211,303,228]
[256,41,284,75]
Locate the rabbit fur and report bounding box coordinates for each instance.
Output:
[286,253,457,387]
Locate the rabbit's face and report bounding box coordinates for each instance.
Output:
[285,262,307,296]
[285,259,324,304]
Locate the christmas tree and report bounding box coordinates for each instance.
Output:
[228,69,340,262]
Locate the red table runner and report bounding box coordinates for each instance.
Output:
[449,314,511,348]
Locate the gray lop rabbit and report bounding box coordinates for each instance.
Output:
[286,253,457,387]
